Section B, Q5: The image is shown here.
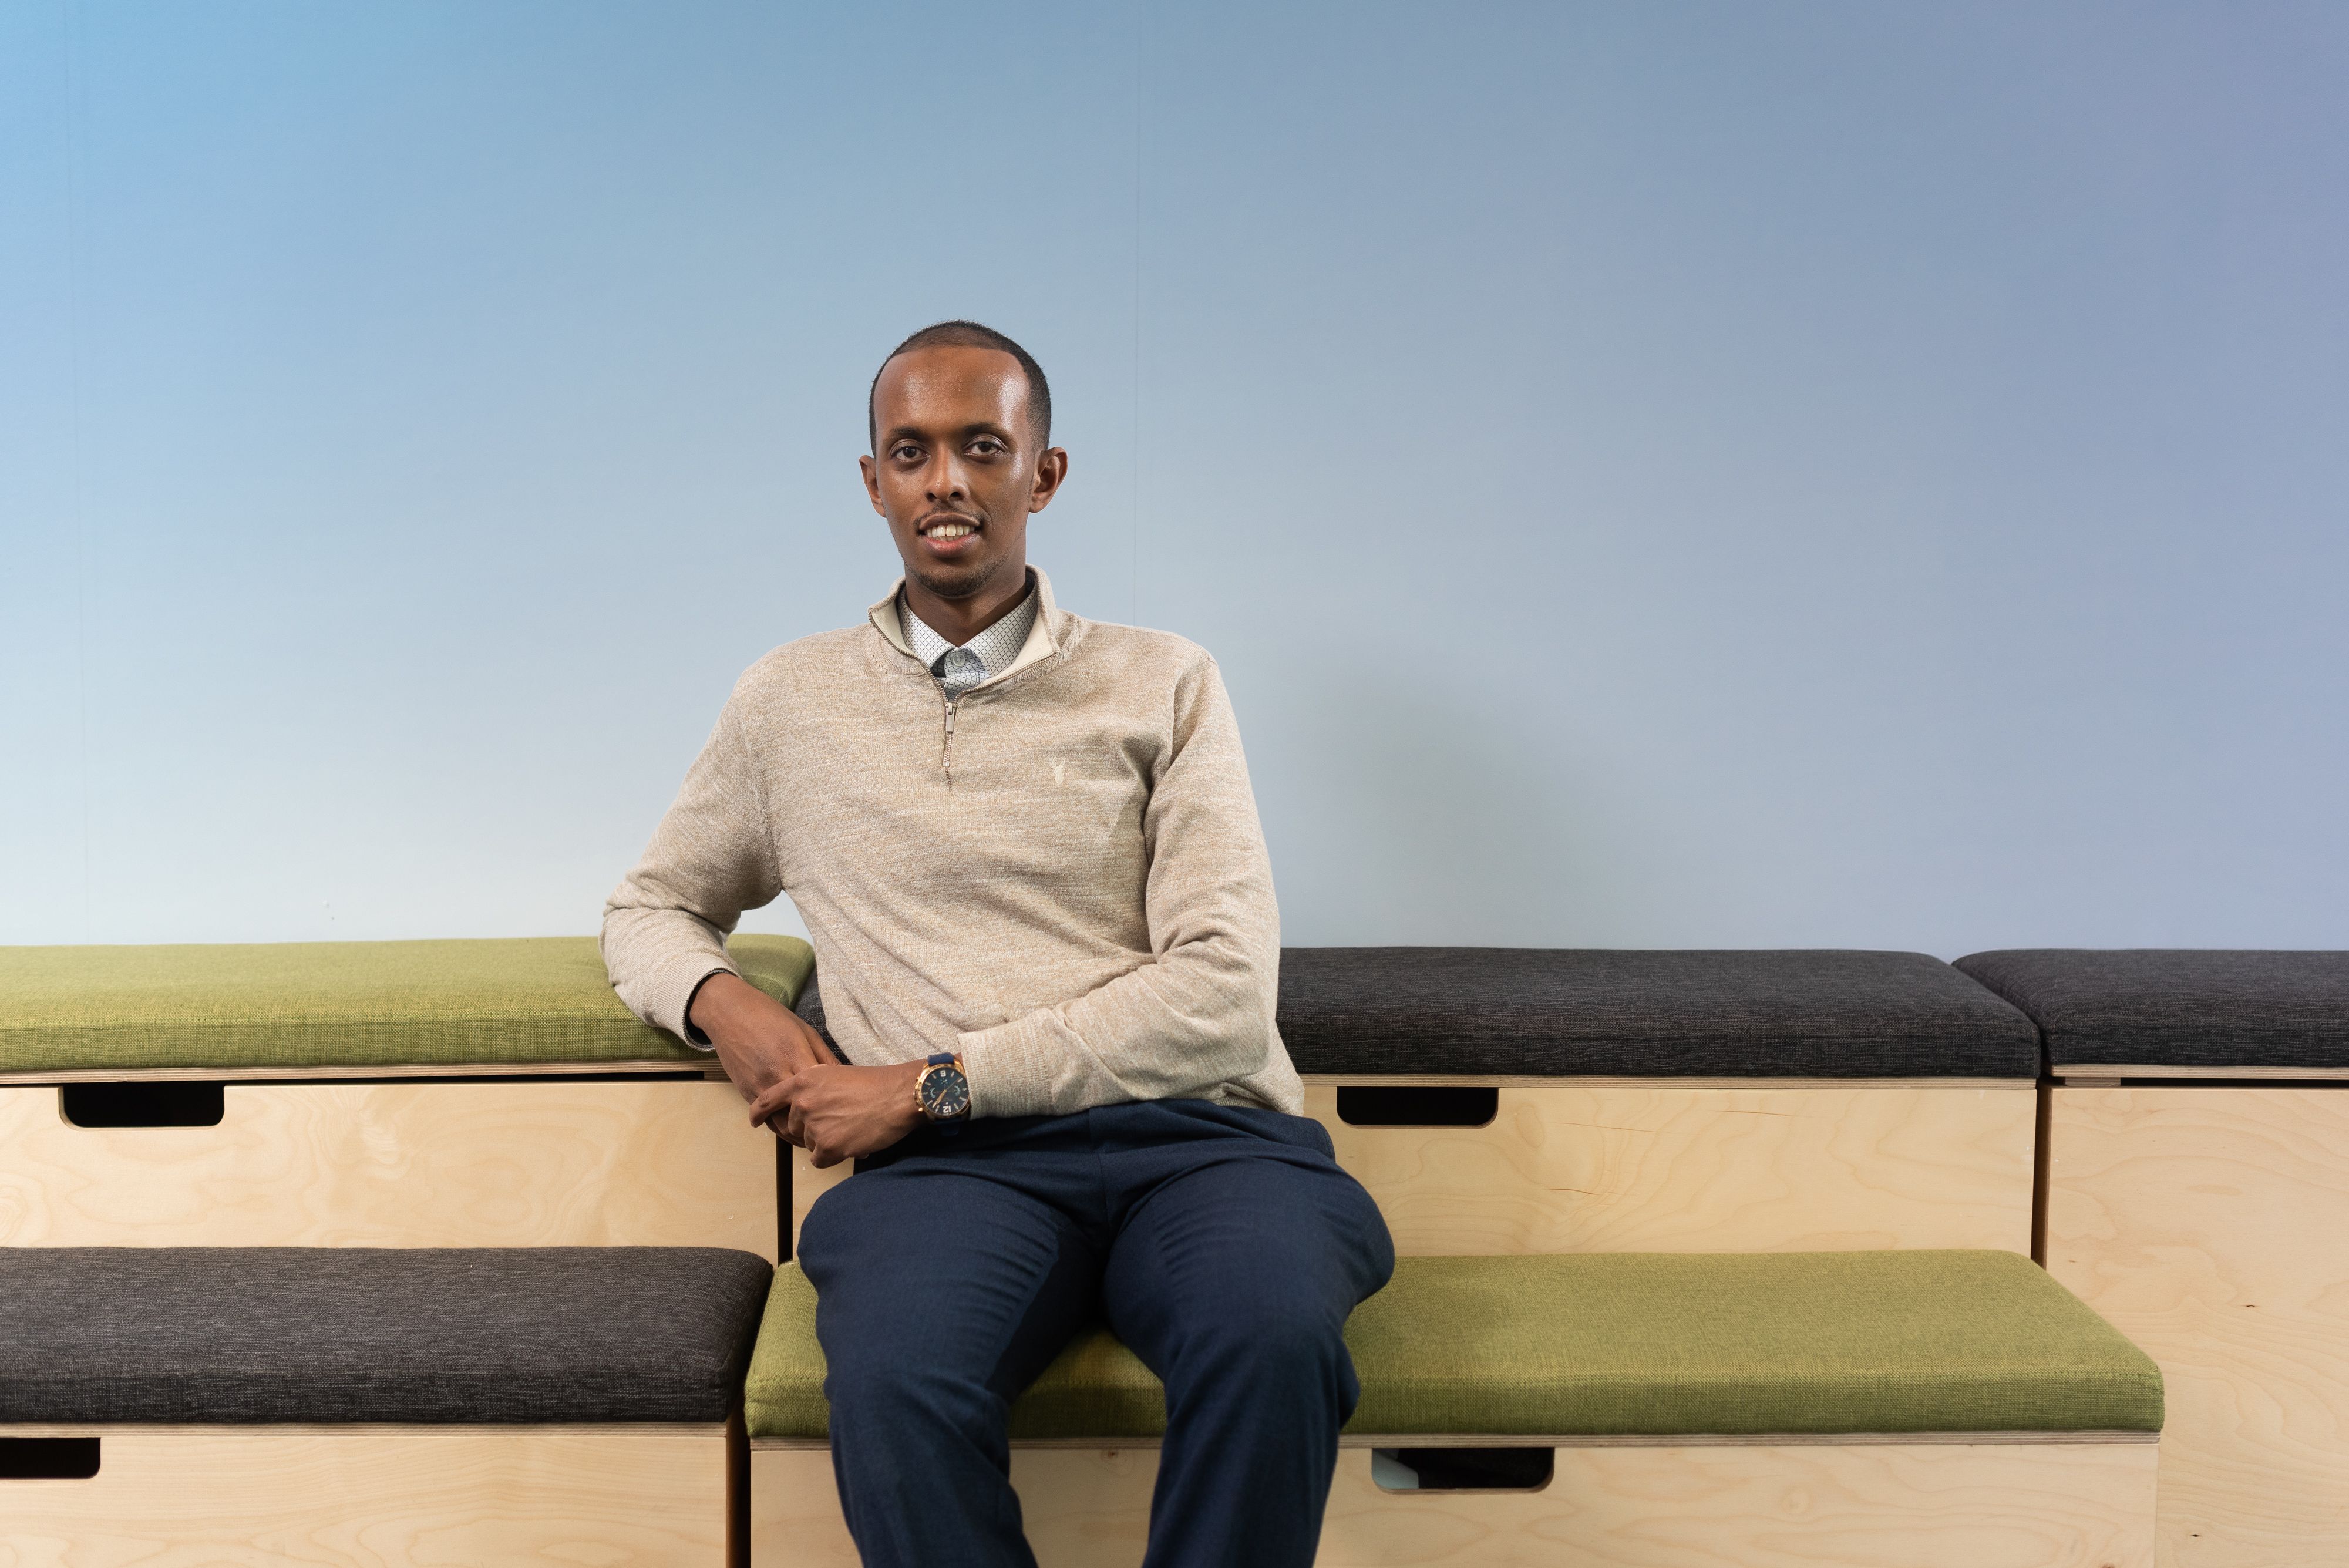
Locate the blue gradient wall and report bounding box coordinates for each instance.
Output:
[4,2,2344,954]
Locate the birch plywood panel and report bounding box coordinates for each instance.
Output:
[0,1081,778,1259]
[751,1448,868,1567]
[787,1085,2035,1259]
[751,1442,2153,1567]
[0,1425,732,1568]
[2048,1086,2349,1568]
[1307,1084,2035,1256]
[1320,1443,2153,1568]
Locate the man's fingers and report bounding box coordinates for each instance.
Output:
[744,1072,805,1126]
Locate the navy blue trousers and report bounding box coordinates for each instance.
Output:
[796,1099,1395,1568]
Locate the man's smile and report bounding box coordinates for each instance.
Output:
[918,514,985,555]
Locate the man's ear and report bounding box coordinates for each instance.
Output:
[1029,447,1070,514]
[859,453,887,516]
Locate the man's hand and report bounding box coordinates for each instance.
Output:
[745,1061,924,1169]
[688,971,832,1121]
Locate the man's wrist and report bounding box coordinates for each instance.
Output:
[682,968,736,1046]
[911,1053,971,1125]
[691,971,805,1063]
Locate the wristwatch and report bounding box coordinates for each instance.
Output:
[915,1052,971,1128]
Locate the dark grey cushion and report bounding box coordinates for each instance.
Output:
[1275,948,2040,1078]
[812,950,2040,1078]
[0,1247,772,1425]
[1956,950,2349,1072]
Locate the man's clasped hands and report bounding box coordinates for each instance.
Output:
[687,971,930,1168]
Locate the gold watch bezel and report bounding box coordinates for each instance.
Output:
[914,1055,970,1122]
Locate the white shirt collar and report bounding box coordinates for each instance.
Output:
[898,584,1039,691]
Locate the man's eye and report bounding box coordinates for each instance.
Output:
[970,439,1002,455]
[892,445,921,461]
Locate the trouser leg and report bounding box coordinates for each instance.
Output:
[1098,1104,1396,1568]
[797,1139,1101,1568]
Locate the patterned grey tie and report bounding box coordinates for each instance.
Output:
[934,647,987,699]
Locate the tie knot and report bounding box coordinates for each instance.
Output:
[934,646,986,698]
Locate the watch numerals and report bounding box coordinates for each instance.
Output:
[920,1062,969,1121]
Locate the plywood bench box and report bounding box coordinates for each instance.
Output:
[0,1246,769,1567]
[790,948,2045,1259]
[1963,948,2349,1568]
[0,935,809,1258]
[744,1250,2163,1567]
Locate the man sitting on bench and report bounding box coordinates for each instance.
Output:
[603,320,1394,1568]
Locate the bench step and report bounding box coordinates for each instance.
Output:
[0,934,810,1077]
[744,1250,2163,1443]
[1,1247,770,1425]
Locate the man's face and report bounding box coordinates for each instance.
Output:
[861,345,1066,603]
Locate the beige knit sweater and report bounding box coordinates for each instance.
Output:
[601,569,1304,1119]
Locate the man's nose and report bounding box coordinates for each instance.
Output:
[924,453,967,501]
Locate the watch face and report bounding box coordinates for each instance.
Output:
[922,1066,970,1119]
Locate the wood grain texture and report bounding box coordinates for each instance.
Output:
[2048,1086,2349,1568]
[1309,1083,2035,1256]
[789,1084,2034,1259]
[751,1442,2153,1567]
[0,1081,778,1259]
[0,1424,732,1568]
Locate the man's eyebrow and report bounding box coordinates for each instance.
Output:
[879,419,1018,447]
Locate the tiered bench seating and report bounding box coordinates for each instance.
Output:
[744,1249,2161,1567]
[0,936,810,1258]
[1,938,2173,1563]
[0,1245,769,1563]
[1961,949,2349,1567]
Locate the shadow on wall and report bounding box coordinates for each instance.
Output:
[1251,663,1690,948]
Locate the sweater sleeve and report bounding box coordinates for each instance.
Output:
[600,698,785,1044]
[954,655,1281,1117]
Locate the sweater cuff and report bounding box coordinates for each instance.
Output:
[955,1011,1064,1119]
[679,968,737,1047]
[647,954,739,1050]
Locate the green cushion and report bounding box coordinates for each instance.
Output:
[745,1250,2162,1442]
[0,935,812,1073]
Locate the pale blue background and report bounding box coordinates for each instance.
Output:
[4,2,2344,954]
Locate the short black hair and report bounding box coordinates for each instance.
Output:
[867,320,1052,453]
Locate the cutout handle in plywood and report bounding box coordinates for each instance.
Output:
[0,1437,101,1479]
[1372,1446,1552,1492]
[1335,1086,1498,1128]
[60,1082,226,1128]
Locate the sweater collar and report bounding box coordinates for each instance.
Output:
[867,566,1065,689]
